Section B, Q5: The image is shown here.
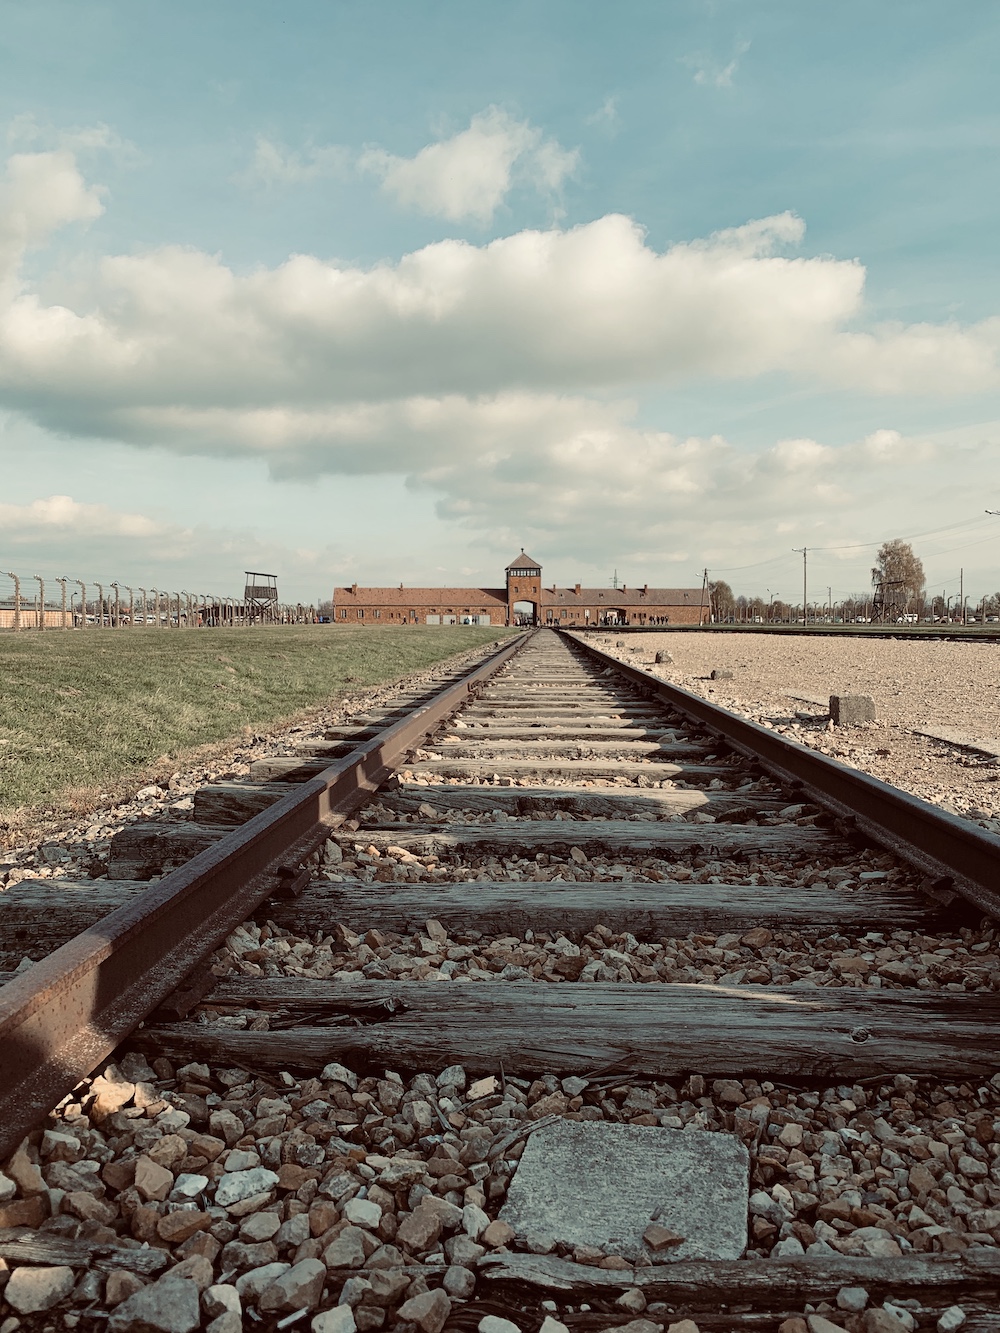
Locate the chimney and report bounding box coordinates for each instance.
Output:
[575,583,581,595]
[643,584,648,594]
[351,583,358,594]
[552,584,557,592]
[399,583,403,590]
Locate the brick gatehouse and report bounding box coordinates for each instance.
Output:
[332,552,706,627]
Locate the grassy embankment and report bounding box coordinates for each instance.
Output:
[0,624,511,833]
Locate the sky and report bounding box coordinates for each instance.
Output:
[1,0,1000,607]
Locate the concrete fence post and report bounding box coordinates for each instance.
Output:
[5,573,21,631]
[33,575,44,630]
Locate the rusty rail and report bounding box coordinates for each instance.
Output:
[0,633,527,1160]
[568,632,1000,920]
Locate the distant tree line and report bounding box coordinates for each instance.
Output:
[709,540,999,623]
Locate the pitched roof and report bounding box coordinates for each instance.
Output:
[505,550,542,570]
[541,586,702,608]
[334,587,508,608]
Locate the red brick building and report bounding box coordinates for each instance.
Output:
[332,552,706,627]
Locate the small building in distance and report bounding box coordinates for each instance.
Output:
[332,552,706,627]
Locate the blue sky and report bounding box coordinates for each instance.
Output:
[1,0,999,606]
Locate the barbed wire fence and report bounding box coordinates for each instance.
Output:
[1,570,318,631]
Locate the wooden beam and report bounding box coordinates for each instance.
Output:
[0,877,940,962]
[431,739,713,757]
[465,704,671,716]
[107,822,230,880]
[250,756,344,782]
[0,1228,169,1276]
[337,820,841,859]
[263,878,941,937]
[189,779,784,826]
[478,1250,1000,1307]
[405,760,739,783]
[379,783,781,818]
[138,979,1000,1078]
[460,717,683,731]
[193,782,288,825]
[441,725,686,740]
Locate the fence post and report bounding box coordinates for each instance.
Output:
[75,581,86,628]
[33,575,45,630]
[5,573,21,631]
[56,577,68,629]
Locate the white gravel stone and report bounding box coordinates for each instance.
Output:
[937,1309,967,1333]
[312,1308,357,1333]
[203,1284,242,1317]
[836,1287,869,1312]
[215,1167,279,1207]
[342,1197,382,1228]
[4,1265,75,1314]
[322,1062,359,1089]
[234,1262,291,1302]
[171,1173,209,1199]
[108,1275,201,1333]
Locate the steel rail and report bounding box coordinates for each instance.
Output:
[567,632,1000,919]
[0,633,527,1161]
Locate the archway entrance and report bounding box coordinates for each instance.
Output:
[512,600,538,627]
[600,608,628,626]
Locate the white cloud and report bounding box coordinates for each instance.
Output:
[358,107,579,223]
[0,492,426,598]
[6,114,138,161]
[0,151,998,442]
[684,41,751,89]
[1,146,1000,580]
[237,135,349,188]
[585,97,619,129]
[0,494,162,539]
[0,150,104,291]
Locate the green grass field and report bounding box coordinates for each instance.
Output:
[0,624,511,829]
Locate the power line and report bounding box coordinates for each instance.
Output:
[709,511,997,575]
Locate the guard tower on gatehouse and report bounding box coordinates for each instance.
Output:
[506,550,542,626]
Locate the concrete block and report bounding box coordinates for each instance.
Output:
[654,652,673,665]
[710,669,733,680]
[829,695,876,725]
[499,1120,748,1262]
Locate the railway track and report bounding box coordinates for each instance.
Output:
[2,628,1000,1332]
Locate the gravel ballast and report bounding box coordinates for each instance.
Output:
[595,632,1000,832]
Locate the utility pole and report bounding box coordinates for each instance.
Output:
[827,586,832,621]
[792,548,807,624]
[960,568,964,624]
[700,567,709,625]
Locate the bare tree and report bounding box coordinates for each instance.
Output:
[872,539,925,614]
[708,579,735,621]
